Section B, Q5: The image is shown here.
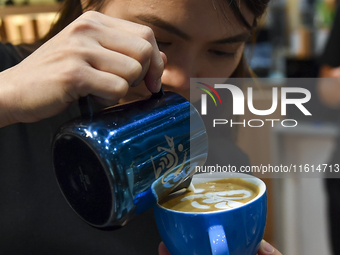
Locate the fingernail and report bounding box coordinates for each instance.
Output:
[261,240,274,254]
[154,78,162,92]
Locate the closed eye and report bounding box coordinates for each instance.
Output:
[209,49,236,58]
[156,40,172,49]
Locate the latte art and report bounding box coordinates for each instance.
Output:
[182,189,252,210]
[160,178,259,212]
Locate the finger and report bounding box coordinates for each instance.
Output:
[90,12,164,92]
[66,65,129,106]
[257,240,282,255]
[86,46,143,86]
[141,26,164,93]
[86,25,152,87]
[158,242,171,255]
[160,51,168,66]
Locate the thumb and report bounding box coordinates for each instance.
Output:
[160,51,168,67]
[258,240,282,255]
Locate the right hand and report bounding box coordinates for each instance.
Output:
[0,11,165,127]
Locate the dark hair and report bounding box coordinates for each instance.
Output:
[42,0,269,77]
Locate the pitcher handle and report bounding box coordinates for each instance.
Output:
[79,87,164,118]
[78,96,93,118]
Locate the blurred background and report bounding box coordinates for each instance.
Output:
[0,0,60,44]
[1,0,339,254]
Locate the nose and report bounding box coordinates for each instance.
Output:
[161,54,198,92]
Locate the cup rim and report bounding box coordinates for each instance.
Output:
[156,172,266,214]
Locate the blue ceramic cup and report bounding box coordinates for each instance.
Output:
[154,172,267,255]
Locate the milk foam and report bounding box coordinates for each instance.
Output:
[191,201,210,209]
[187,182,204,193]
[181,188,252,210]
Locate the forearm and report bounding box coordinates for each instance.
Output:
[0,68,19,128]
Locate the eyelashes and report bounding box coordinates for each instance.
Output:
[156,41,172,49]
[208,50,237,59]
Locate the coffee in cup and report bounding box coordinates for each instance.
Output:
[160,178,260,213]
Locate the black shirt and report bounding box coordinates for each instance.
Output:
[0,43,22,70]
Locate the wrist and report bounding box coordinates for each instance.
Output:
[0,69,20,128]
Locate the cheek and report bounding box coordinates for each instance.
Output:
[202,58,243,78]
[229,52,244,76]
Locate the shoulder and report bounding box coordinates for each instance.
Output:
[0,42,22,72]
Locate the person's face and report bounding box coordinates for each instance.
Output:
[100,0,254,100]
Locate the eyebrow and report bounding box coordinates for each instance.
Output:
[136,14,250,44]
[136,14,190,40]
